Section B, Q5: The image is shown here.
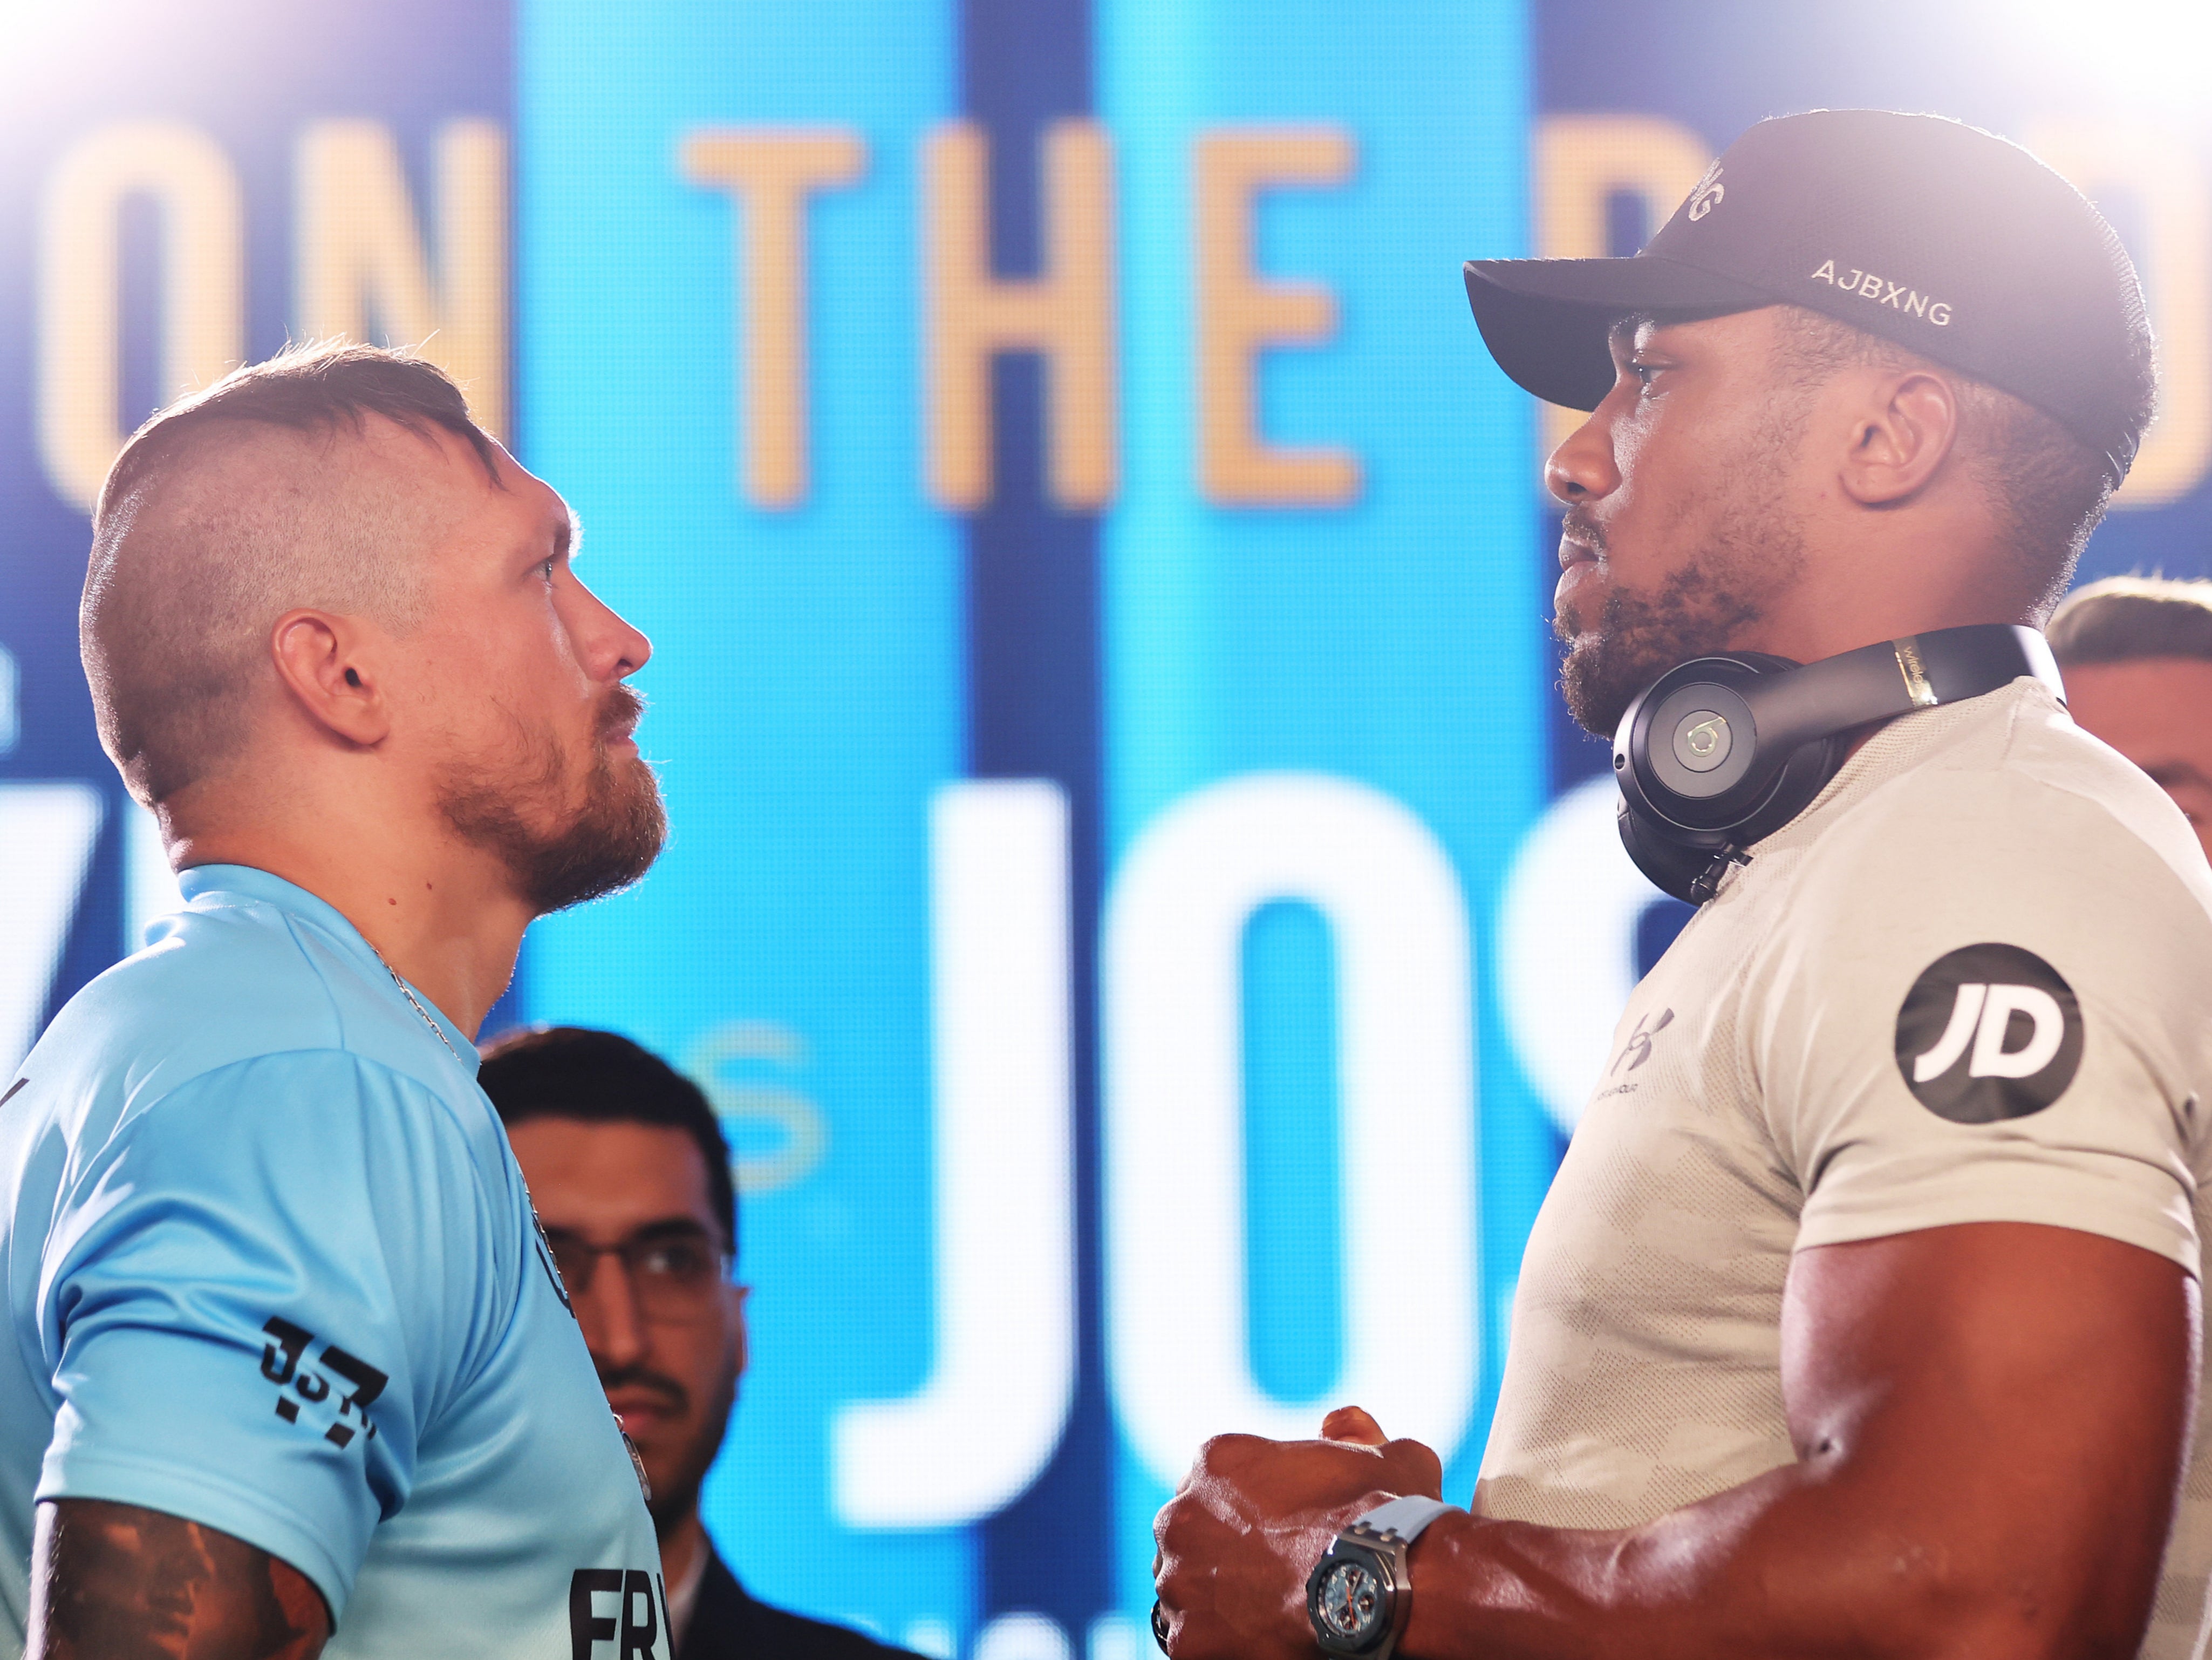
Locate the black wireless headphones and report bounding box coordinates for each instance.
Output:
[1612,623,2065,905]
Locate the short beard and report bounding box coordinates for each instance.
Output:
[1553,403,1811,737]
[436,684,667,914]
[1555,561,1772,737]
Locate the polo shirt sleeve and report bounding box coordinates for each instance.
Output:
[1749,770,2208,1273]
[36,1051,509,1618]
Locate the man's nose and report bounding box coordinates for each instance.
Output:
[604,604,652,681]
[577,1258,651,1372]
[568,575,653,682]
[1545,408,1621,505]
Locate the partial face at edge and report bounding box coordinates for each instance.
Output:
[394,428,668,911]
[2061,658,2212,863]
[506,1117,747,1537]
[1544,307,1818,736]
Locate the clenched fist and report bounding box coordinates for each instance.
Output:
[1152,1406,1444,1660]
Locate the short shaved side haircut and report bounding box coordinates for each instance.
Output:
[81,342,502,806]
[1771,306,2147,611]
[2049,575,2212,668]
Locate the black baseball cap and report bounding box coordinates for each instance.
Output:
[1463,110,2155,482]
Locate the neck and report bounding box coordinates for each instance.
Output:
[1737,529,2038,668]
[167,806,530,1042]
[658,1509,707,1589]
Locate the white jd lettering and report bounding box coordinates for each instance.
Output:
[1911,982,2066,1083]
[1807,258,1950,325]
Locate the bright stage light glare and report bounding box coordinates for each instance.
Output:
[0,0,120,88]
[1986,0,2212,125]
[0,0,69,36]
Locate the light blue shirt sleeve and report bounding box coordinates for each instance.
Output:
[35,1050,512,1616]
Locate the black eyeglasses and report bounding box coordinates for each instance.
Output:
[544,1223,733,1326]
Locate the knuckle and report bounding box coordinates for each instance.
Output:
[1197,1431,1255,1471]
[1154,1496,1191,1552]
[1385,1436,1444,1493]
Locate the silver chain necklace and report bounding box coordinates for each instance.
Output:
[367,944,462,1063]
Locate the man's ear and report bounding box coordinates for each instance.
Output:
[1839,369,1960,506]
[270,609,391,747]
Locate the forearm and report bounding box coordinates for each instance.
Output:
[1402,1463,2136,1660]
[1158,1235,2187,1660]
[29,1499,330,1660]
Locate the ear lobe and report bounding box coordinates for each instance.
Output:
[271,609,390,747]
[1840,370,1959,506]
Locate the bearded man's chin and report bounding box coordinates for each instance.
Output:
[442,755,669,917]
[1558,637,1631,739]
[1554,582,1774,738]
[528,759,668,915]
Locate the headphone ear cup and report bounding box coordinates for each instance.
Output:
[1617,795,1731,906]
[1621,730,1849,904]
[1613,650,1849,906]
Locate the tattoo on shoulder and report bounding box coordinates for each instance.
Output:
[33,1499,329,1660]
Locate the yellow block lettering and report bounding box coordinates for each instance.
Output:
[37,121,244,514]
[924,119,1116,510]
[1193,127,1357,507]
[295,119,509,440]
[681,128,868,509]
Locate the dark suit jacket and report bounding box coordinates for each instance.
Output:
[677,1547,932,1660]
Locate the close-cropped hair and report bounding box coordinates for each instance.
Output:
[477,1026,739,1260]
[93,339,501,527]
[80,341,501,806]
[2047,575,2212,667]
[1772,307,2147,607]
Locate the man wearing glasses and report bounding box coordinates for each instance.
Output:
[479,1025,919,1660]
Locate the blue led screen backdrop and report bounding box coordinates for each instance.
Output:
[5,1,2212,1656]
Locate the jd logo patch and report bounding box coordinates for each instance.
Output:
[1895,943,2083,1123]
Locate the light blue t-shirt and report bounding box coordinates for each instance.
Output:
[0,865,672,1657]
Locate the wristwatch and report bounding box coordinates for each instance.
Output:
[1305,1495,1457,1660]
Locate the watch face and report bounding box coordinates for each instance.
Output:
[1313,1552,1388,1650]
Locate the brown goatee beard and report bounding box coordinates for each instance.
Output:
[436,683,668,915]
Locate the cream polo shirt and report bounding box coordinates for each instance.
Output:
[1480,678,2212,1660]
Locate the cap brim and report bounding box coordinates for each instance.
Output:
[1462,256,1777,410]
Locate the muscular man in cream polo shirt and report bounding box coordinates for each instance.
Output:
[1153,111,2212,1660]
